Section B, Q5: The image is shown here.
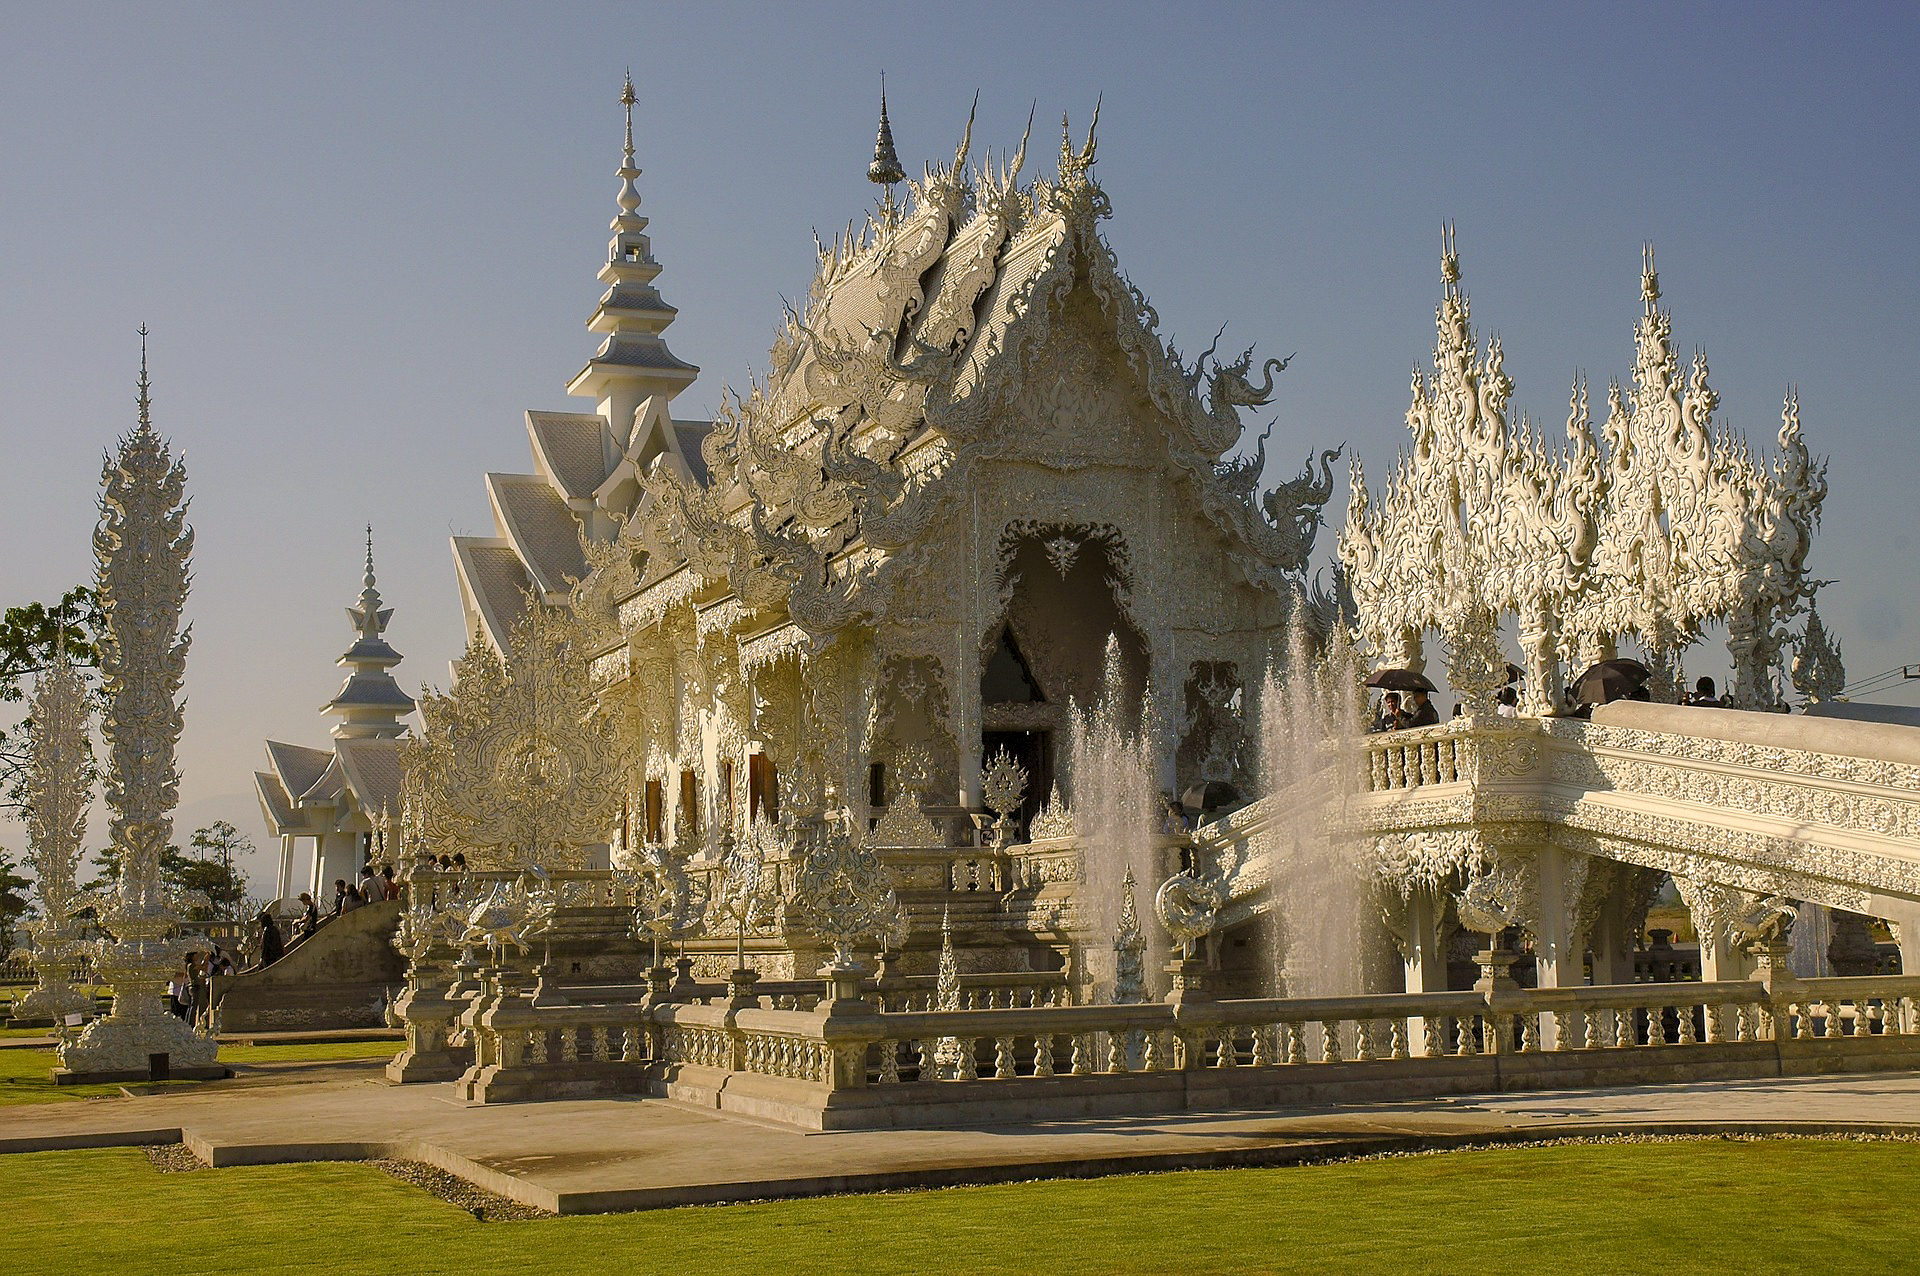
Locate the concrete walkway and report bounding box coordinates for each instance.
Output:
[4,1059,1919,1214]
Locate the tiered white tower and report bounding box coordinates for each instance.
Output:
[323,529,415,739]
[58,334,219,1079]
[563,71,698,458]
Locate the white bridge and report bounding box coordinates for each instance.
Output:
[1201,700,1920,994]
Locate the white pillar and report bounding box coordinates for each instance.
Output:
[1402,888,1449,1053]
[1532,845,1588,1048]
[1588,891,1637,986]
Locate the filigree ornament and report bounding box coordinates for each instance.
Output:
[1340,236,1826,713]
[790,808,903,969]
[1111,867,1147,1004]
[1790,602,1846,707]
[16,653,95,1021]
[1030,781,1075,839]
[980,748,1029,821]
[1042,534,1082,578]
[709,818,781,968]
[625,835,705,966]
[405,599,625,872]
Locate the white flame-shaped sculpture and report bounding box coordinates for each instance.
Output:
[60,350,218,1075]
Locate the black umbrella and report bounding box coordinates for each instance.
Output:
[1181,780,1241,815]
[1572,658,1652,705]
[1364,667,1437,693]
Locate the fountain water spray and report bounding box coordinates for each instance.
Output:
[1259,615,1374,998]
[1070,635,1168,1001]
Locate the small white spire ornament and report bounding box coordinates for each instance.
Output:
[59,331,219,1077]
[867,73,905,224]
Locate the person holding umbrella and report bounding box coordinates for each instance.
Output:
[1371,691,1404,732]
[1366,668,1437,731]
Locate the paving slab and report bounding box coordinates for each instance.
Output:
[2,1060,1918,1214]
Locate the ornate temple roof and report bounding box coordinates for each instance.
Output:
[455,91,1343,653]
[595,102,1338,646]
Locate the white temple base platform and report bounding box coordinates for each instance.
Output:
[53,1063,231,1086]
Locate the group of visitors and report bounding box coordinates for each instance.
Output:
[1369,689,1442,732]
[326,861,404,917]
[166,947,238,1022]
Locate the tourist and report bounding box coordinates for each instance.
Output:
[382,865,400,901]
[1371,692,1403,732]
[187,954,208,1024]
[1688,676,1723,708]
[1405,689,1440,727]
[342,884,365,913]
[167,966,191,1020]
[257,908,285,966]
[330,879,349,915]
[1160,799,1189,836]
[357,862,382,904]
[1496,686,1519,718]
[452,852,469,873]
[295,892,320,939]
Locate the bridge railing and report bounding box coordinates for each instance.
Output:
[440,971,1920,1118]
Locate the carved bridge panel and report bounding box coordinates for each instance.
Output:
[1213,703,1920,919]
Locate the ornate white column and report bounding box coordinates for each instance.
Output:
[58,341,219,1078]
[14,651,96,1022]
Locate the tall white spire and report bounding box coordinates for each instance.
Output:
[324,526,414,739]
[566,71,698,450]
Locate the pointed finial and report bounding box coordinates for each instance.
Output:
[1083,93,1101,163]
[621,69,636,156]
[615,71,642,219]
[1009,103,1035,180]
[1440,223,1460,290]
[364,523,376,590]
[135,323,153,432]
[868,72,905,187]
[1641,242,1660,308]
[953,90,979,170]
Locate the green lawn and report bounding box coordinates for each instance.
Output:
[1,1139,1911,1273]
[0,1039,395,1104]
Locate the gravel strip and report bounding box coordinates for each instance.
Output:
[143,1143,205,1173]
[372,1159,551,1220]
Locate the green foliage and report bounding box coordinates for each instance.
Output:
[172,820,254,921]
[83,822,254,919]
[0,585,102,813]
[0,850,31,962]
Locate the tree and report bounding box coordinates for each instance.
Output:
[0,851,31,963]
[0,586,101,812]
[169,821,254,921]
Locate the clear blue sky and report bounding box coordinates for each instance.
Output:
[2,3,1915,891]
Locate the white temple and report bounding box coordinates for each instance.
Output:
[447,80,1343,882]
[256,532,413,901]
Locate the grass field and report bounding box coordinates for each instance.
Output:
[1,1138,1909,1274]
[0,1039,395,1105]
